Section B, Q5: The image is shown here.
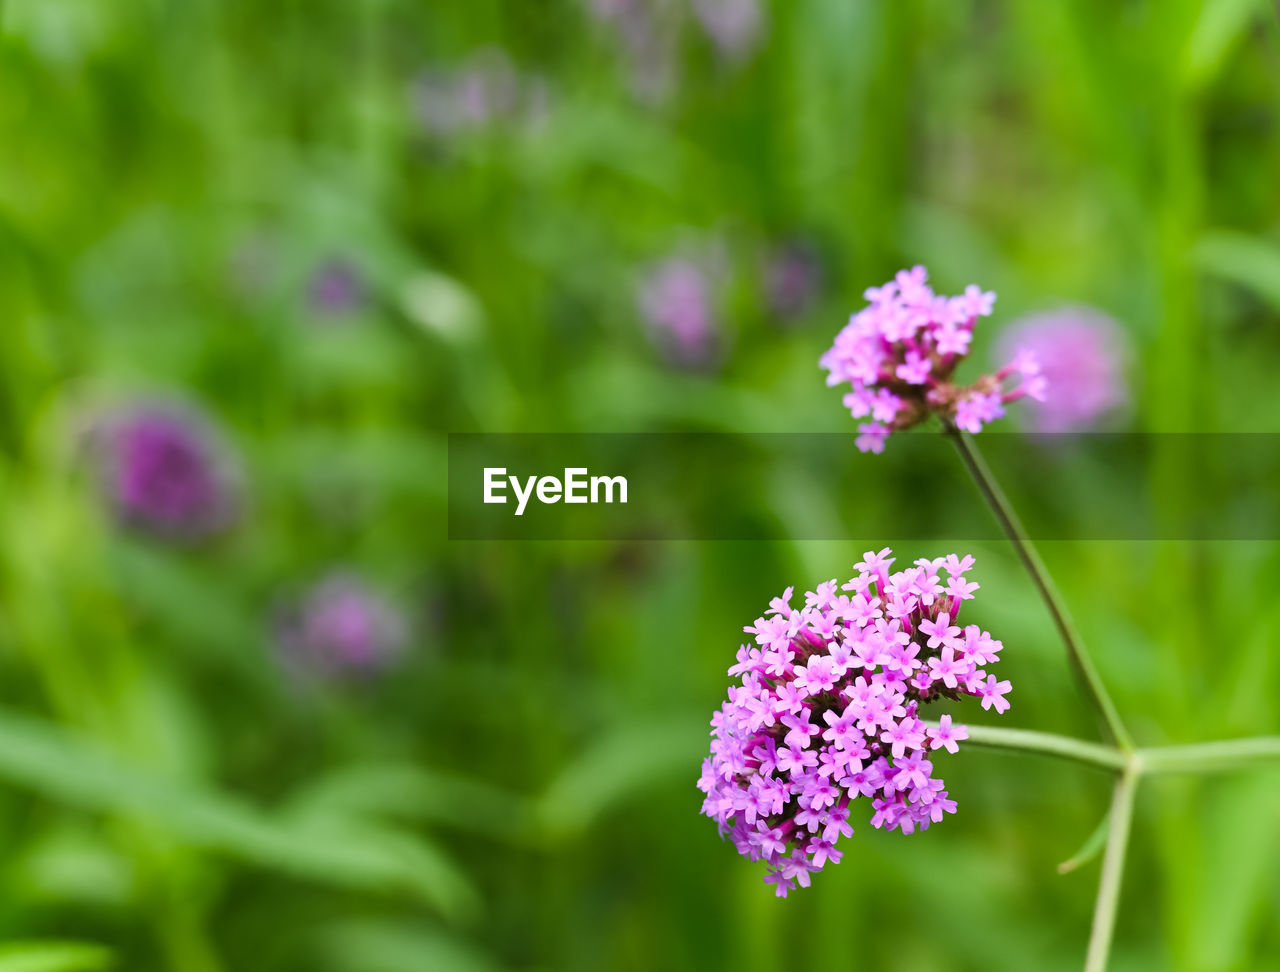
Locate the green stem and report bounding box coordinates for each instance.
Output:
[944,425,1133,751]
[950,723,1128,772]
[1137,737,1280,775]
[940,723,1280,777]
[1083,760,1139,972]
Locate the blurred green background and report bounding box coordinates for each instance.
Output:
[2,1,1280,970]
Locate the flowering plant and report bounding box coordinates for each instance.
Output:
[820,265,1045,451]
[701,264,1280,972]
[699,548,1009,896]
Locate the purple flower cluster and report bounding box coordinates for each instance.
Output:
[98,404,238,540]
[821,266,1046,452]
[586,0,764,102]
[308,258,366,318]
[586,0,676,101]
[411,49,546,138]
[275,572,406,676]
[698,548,1012,896]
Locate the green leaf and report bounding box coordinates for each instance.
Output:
[399,270,484,343]
[15,824,135,907]
[1183,772,1280,968]
[284,763,535,844]
[0,709,477,919]
[310,920,501,972]
[1182,0,1270,90]
[536,714,705,839]
[1194,230,1280,314]
[107,540,266,677]
[1057,809,1111,874]
[0,942,114,972]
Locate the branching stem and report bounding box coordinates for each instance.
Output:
[917,425,1280,969]
[944,425,1133,750]
[949,724,1280,776]
[1084,760,1139,972]
[948,724,1127,771]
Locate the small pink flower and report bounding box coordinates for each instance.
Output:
[855,423,890,454]
[927,714,969,754]
[918,612,961,649]
[979,675,1013,714]
[895,349,932,385]
[927,648,967,689]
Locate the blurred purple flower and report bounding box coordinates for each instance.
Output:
[411,49,525,136]
[307,258,366,317]
[95,403,238,540]
[691,0,764,62]
[589,0,644,15]
[996,307,1130,433]
[586,0,767,97]
[276,572,406,676]
[763,241,823,321]
[586,0,677,100]
[637,256,721,367]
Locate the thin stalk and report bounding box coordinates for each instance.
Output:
[1083,760,1139,972]
[949,723,1280,776]
[944,425,1133,751]
[1137,737,1280,775]
[951,723,1128,772]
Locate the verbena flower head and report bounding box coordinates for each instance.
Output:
[276,572,406,676]
[821,266,1046,452]
[996,306,1129,433]
[698,548,1012,896]
[95,402,239,540]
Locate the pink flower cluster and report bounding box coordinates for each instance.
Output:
[820,266,1046,452]
[698,548,1012,896]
